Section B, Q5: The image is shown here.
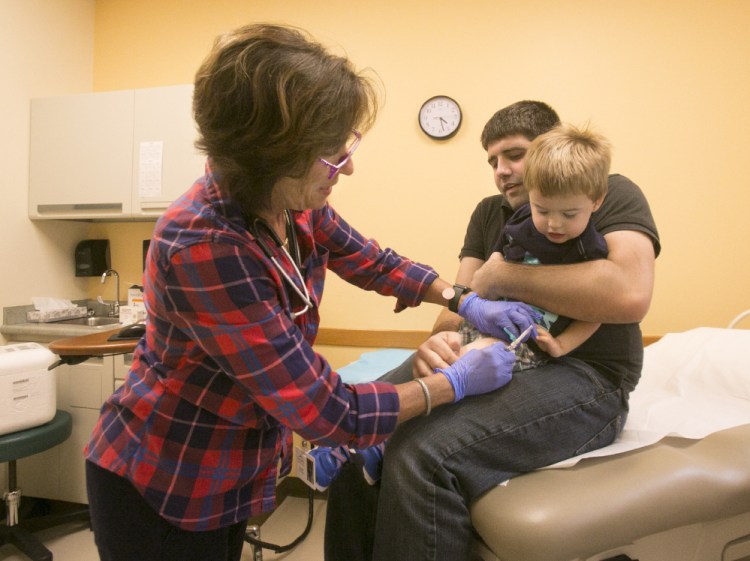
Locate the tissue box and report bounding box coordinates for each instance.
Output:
[26,306,87,323]
[0,343,57,436]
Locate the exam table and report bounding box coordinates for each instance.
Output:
[330,321,750,561]
[471,423,750,561]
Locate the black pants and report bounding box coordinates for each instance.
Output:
[324,462,380,561]
[86,461,247,561]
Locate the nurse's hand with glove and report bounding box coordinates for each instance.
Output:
[458,292,541,341]
[438,341,517,401]
[411,293,539,378]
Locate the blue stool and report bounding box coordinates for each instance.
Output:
[1,410,88,561]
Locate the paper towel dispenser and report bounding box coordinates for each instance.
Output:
[75,239,110,277]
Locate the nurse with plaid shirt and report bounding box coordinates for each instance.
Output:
[83,24,536,561]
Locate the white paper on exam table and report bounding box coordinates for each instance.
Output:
[548,327,750,468]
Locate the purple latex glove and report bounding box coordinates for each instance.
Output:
[438,342,516,402]
[458,293,541,341]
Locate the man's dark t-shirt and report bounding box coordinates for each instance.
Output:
[459,174,661,392]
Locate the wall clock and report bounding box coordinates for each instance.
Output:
[418,95,462,140]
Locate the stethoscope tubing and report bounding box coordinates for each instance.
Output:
[251,212,313,319]
[268,248,311,318]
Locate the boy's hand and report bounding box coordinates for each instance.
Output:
[533,326,564,357]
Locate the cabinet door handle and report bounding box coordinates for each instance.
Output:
[137,201,170,214]
[35,203,123,217]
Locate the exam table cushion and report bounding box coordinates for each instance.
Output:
[336,349,413,383]
[470,422,750,561]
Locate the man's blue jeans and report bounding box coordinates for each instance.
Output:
[325,353,628,561]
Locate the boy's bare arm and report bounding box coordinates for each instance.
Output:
[535,320,600,357]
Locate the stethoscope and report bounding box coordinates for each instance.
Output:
[249,209,313,319]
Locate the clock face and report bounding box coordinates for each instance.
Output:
[419,95,462,139]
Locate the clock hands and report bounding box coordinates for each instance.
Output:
[429,116,449,130]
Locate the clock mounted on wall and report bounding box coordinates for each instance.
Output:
[418,95,462,140]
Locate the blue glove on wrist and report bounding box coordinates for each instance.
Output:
[438,342,516,402]
[458,293,541,341]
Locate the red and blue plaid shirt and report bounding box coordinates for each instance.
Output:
[85,164,437,531]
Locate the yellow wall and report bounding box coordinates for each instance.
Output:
[89,0,750,337]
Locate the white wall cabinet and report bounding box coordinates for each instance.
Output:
[29,90,134,219]
[132,86,205,218]
[29,85,204,221]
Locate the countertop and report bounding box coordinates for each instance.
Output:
[2,301,137,356]
[2,301,119,342]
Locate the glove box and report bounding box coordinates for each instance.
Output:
[0,343,57,436]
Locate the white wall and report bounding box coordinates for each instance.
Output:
[0,0,95,343]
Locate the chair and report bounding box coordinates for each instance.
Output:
[1,410,88,561]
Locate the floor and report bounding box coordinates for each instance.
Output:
[0,497,327,561]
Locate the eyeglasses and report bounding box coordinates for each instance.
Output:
[319,130,362,180]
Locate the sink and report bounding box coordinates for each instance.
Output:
[56,316,122,328]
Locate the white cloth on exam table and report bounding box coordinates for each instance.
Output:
[549,326,750,467]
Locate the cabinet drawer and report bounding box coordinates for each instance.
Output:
[68,357,106,410]
[113,352,133,391]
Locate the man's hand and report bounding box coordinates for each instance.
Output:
[471,252,506,301]
[413,331,462,378]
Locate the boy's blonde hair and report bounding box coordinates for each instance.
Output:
[524,123,611,201]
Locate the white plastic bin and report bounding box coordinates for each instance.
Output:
[0,343,57,436]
